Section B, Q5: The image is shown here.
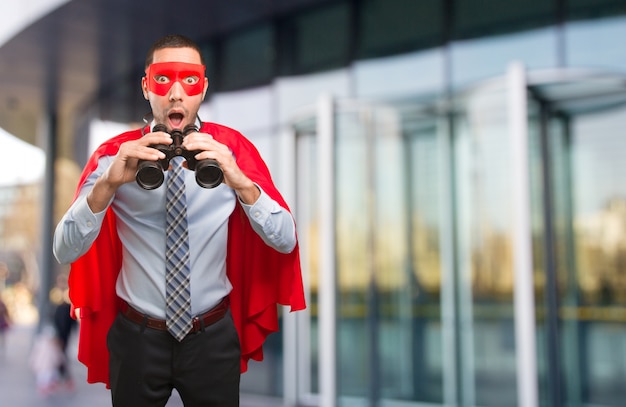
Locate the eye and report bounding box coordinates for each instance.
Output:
[154,75,170,84]
[182,76,200,85]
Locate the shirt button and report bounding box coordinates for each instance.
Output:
[254,211,261,218]
[86,221,93,227]
[74,248,79,252]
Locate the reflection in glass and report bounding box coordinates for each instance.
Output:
[527,82,626,407]
[454,85,518,407]
[334,101,445,404]
[293,74,626,407]
[550,106,626,407]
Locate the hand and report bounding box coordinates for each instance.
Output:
[103,129,172,188]
[87,129,173,213]
[183,130,260,204]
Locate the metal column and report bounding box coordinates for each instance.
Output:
[37,109,58,330]
[317,93,336,407]
[508,61,539,407]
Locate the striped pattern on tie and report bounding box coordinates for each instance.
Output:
[165,157,193,341]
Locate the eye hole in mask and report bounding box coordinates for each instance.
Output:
[145,62,206,96]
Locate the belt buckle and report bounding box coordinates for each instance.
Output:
[192,316,201,333]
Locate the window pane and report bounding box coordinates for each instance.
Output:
[219,24,274,91]
[335,107,370,399]
[567,0,626,20]
[567,108,626,406]
[566,16,626,73]
[288,2,351,74]
[452,0,555,39]
[358,0,443,58]
[334,101,445,404]
[454,85,518,406]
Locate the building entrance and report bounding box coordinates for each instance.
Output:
[289,67,626,407]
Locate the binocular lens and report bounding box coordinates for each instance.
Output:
[195,159,224,188]
[136,162,165,190]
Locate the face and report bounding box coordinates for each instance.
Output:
[145,62,205,96]
[141,47,208,130]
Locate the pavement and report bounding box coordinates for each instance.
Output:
[0,323,283,407]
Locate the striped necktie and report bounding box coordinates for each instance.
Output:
[165,157,193,341]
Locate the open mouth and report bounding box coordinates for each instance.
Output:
[168,112,184,129]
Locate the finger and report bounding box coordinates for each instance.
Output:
[138,147,166,161]
[192,145,233,165]
[119,143,166,161]
[184,130,213,140]
[183,132,215,150]
[140,132,173,147]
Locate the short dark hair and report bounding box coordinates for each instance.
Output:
[144,34,205,68]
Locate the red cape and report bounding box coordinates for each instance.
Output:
[68,122,305,387]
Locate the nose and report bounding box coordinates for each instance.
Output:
[168,81,185,101]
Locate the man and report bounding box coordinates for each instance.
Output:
[51,273,77,391]
[54,34,305,407]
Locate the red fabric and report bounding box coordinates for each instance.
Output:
[68,123,305,387]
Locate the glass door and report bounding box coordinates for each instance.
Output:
[529,75,626,407]
[450,70,626,407]
[288,69,626,407]
[451,75,526,407]
[292,97,453,407]
[331,100,447,405]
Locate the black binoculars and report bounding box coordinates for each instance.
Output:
[135,124,224,190]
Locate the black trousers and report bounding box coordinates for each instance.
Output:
[54,302,77,380]
[107,309,240,407]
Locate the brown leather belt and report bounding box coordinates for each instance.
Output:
[120,297,229,334]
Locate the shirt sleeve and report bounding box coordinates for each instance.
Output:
[238,185,297,254]
[53,158,112,264]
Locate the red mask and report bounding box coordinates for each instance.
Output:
[145,62,206,96]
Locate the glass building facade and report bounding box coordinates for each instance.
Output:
[170,1,626,406]
[3,1,626,406]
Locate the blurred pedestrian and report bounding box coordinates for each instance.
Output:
[30,325,63,396]
[51,273,77,390]
[0,298,10,355]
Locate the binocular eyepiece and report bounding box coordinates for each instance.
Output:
[136,124,224,190]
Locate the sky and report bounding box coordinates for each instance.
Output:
[0,1,70,47]
[0,127,44,187]
[0,1,69,187]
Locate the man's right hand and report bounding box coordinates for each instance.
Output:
[86,130,172,213]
